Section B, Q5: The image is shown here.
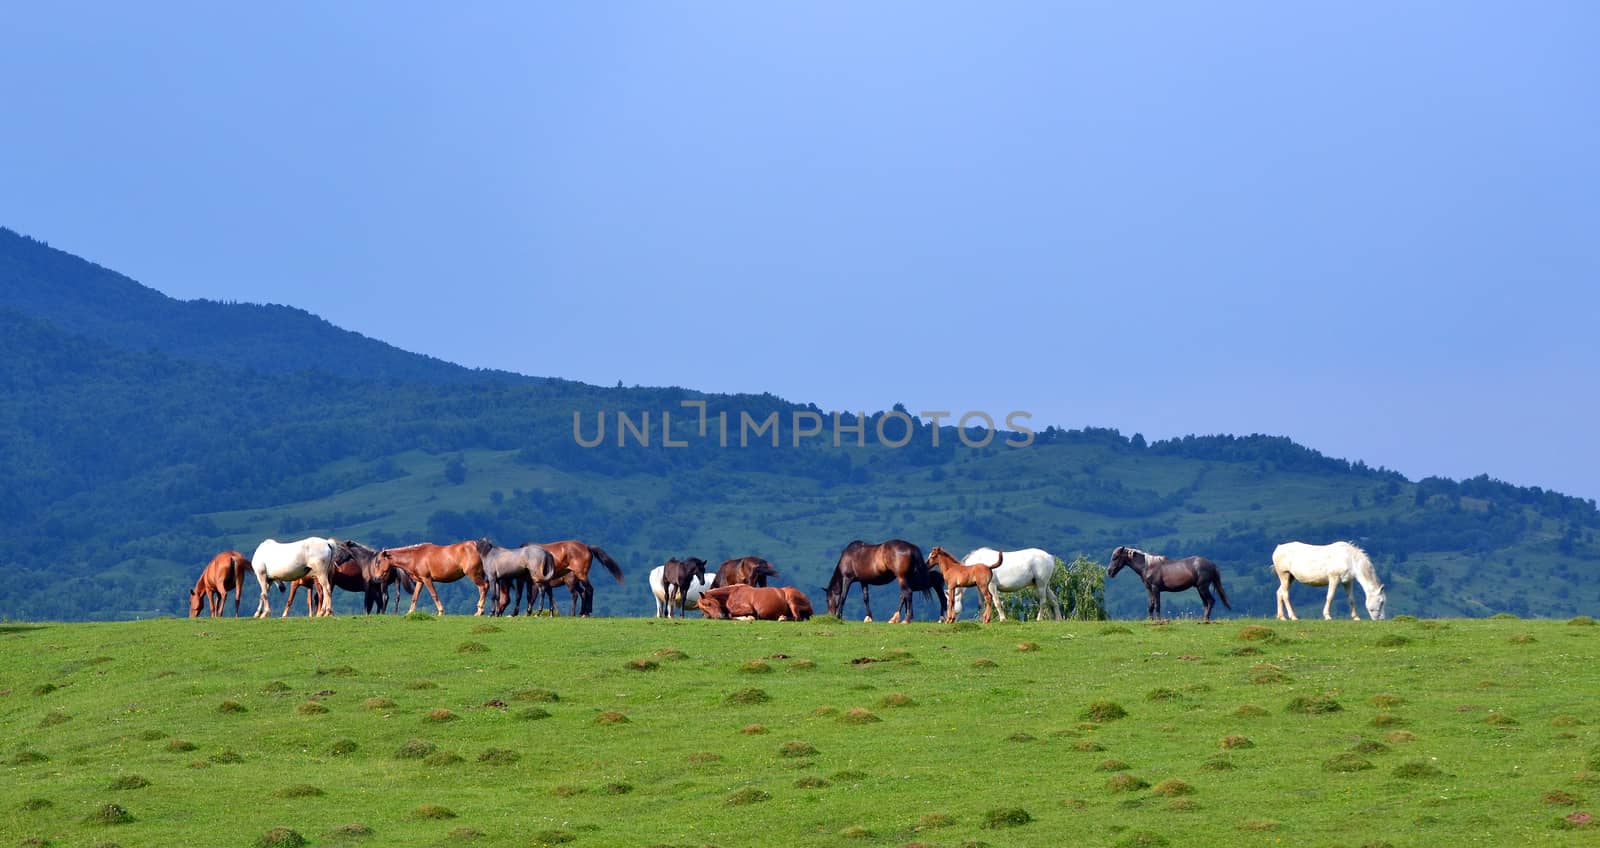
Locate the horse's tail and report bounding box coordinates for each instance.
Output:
[1213,571,1232,610]
[588,545,625,583]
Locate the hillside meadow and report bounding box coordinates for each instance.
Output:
[3,616,1598,847]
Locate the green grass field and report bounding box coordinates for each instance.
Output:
[4,616,1598,847]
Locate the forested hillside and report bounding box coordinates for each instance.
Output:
[2,229,1596,621]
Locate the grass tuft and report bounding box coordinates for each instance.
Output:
[1220,735,1255,749]
[1151,778,1192,796]
[1484,712,1519,726]
[423,708,457,723]
[86,803,134,825]
[1238,819,1281,831]
[107,775,150,790]
[405,679,437,690]
[448,826,483,840]
[740,723,768,734]
[296,700,329,715]
[1097,758,1131,771]
[518,707,551,721]
[1202,756,1237,772]
[1008,732,1037,743]
[1146,687,1183,702]
[513,687,559,702]
[1542,790,1581,805]
[840,708,881,725]
[626,658,659,671]
[1323,753,1375,773]
[595,710,630,725]
[1016,641,1040,652]
[530,829,574,845]
[779,740,818,757]
[725,687,770,705]
[1081,700,1128,722]
[601,782,632,795]
[470,623,502,634]
[839,825,874,838]
[395,739,437,759]
[725,787,771,806]
[740,660,773,674]
[980,807,1032,829]
[413,805,456,819]
[263,681,291,693]
[1074,739,1105,752]
[456,641,488,654]
[971,658,998,668]
[1287,692,1343,714]
[329,823,372,837]
[1351,740,1391,755]
[1569,616,1597,626]
[795,776,829,788]
[1234,704,1268,717]
[877,692,915,708]
[362,697,396,710]
[21,798,53,810]
[1376,634,1412,647]
[1236,625,1276,641]
[1369,693,1405,708]
[254,827,307,848]
[477,748,521,765]
[1113,831,1170,847]
[424,751,464,766]
[688,752,722,764]
[1106,773,1149,792]
[217,700,247,714]
[653,648,688,660]
[315,664,357,676]
[165,739,195,753]
[273,785,323,798]
[1393,759,1445,779]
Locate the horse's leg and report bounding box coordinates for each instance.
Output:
[1148,586,1161,621]
[1323,580,1339,620]
[1344,579,1359,620]
[979,577,993,624]
[1275,572,1297,621]
[281,583,298,618]
[991,582,1009,622]
[951,586,964,620]
[473,575,487,617]
[319,573,334,616]
[1037,576,1060,620]
[1197,585,1214,622]
[897,581,913,623]
[422,578,444,615]
[860,582,873,623]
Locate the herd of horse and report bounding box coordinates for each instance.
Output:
[190,533,1388,623]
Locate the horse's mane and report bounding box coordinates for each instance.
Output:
[1345,542,1379,583]
[384,543,430,553]
[1124,547,1166,565]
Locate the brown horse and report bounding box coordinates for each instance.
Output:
[189,551,251,617]
[533,540,625,617]
[372,539,494,615]
[928,547,1002,623]
[697,585,806,620]
[824,539,946,622]
[710,556,778,589]
[779,586,815,621]
[530,569,583,617]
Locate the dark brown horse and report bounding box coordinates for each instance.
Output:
[334,540,415,614]
[928,547,1002,623]
[824,540,946,622]
[284,541,417,616]
[533,540,625,617]
[710,556,777,589]
[660,557,707,619]
[697,585,808,620]
[1108,546,1232,622]
[371,539,494,616]
[189,551,251,617]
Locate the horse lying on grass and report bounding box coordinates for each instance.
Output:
[697,585,813,621]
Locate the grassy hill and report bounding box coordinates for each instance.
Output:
[3,617,1598,846]
[1,225,1597,622]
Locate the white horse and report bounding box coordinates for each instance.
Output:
[1271,541,1387,621]
[250,537,338,618]
[649,564,714,617]
[953,547,1061,621]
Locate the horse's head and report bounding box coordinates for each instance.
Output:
[926,546,951,570]
[474,537,495,555]
[1108,546,1135,577]
[1366,585,1388,620]
[686,557,708,581]
[188,589,203,617]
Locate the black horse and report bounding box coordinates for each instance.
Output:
[660,557,707,619]
[824,539,946,622]
[1108,546,1231,622]
[333,540,416,614]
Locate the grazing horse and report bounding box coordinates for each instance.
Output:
[659,557,708,618]
[250,537,338,618]
[1108,546,1231,622]
[530,569,584,617]
[824,539,946,623]
[533,540,626,617]
[371,539,494,616]
[649,563,715,617]
[955,547,1061,621]
[189,551,251,617]
[1272,541,1387,621]
[482,543,556,616]
[697,585,807,620]
[709,556,778,589]
[928,547,1003,623]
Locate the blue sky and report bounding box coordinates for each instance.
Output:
[3,2,1597,500]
